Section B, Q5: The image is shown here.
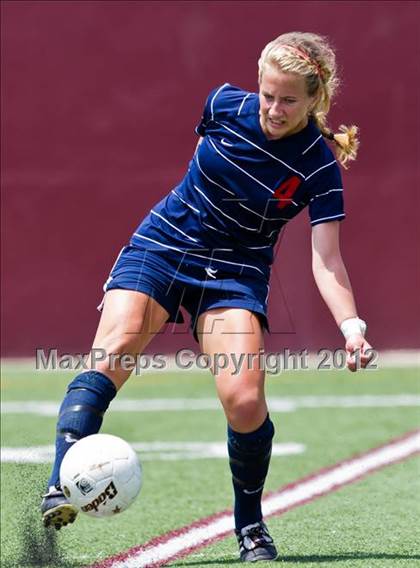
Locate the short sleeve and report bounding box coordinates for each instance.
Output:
[194,85,227,137]
[195,90,213,137]
[307,162,345,226]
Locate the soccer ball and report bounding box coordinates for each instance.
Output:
[60,434,142,518]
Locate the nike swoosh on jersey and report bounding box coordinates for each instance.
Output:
[205,267,218,279]
[221,138,234,147]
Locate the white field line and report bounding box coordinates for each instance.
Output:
[2,394,420,417]
[93,430,420,568]
[0,442,305,464]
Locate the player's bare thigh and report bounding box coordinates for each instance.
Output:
[87,289,169,390]
[197,308,267,432]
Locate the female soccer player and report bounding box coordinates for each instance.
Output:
[42,32,372,562]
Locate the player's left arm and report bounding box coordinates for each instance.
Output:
[311,221,373,371]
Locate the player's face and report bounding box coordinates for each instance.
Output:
[259,65,317,140]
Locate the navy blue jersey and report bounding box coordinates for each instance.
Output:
[132,83,344,281]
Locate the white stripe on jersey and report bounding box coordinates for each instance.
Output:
[306,160,336,180]
[215,121,305,178]
[310,213,345,225]
[309,188,343,202]
[302,134,323,155]
[172,191,200,213]
[265,283,270,305]
[193,184,260,232]
[246,245,272,249]
[173,190,246,238]
[151,210,199,243]
[133,234,265,275]
[203,222,230,236]
[215,121,337,183]
[210,83,230,121]
[238,202,289,221]
[195,153,235,195]
[208,137,275,194]
[237,93,251,116]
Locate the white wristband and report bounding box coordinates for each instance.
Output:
[340,317,367,340]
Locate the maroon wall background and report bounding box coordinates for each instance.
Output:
[2,1,419,356]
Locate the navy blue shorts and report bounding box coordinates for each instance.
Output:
[102,244,269,340]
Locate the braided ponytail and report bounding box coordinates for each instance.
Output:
[258,32,359,168]
[313,112,359,169]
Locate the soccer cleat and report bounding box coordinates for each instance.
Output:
[41,486,78,530]
[235,521,278,562]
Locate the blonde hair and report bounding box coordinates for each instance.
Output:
[258,32,358,168]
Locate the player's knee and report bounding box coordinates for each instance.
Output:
[94,321,146,365]
[223,389,264,429]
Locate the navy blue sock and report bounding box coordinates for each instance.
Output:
[47,371,117,490]
[227,414,275,531]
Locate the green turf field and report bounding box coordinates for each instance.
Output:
[1,363,419,567]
